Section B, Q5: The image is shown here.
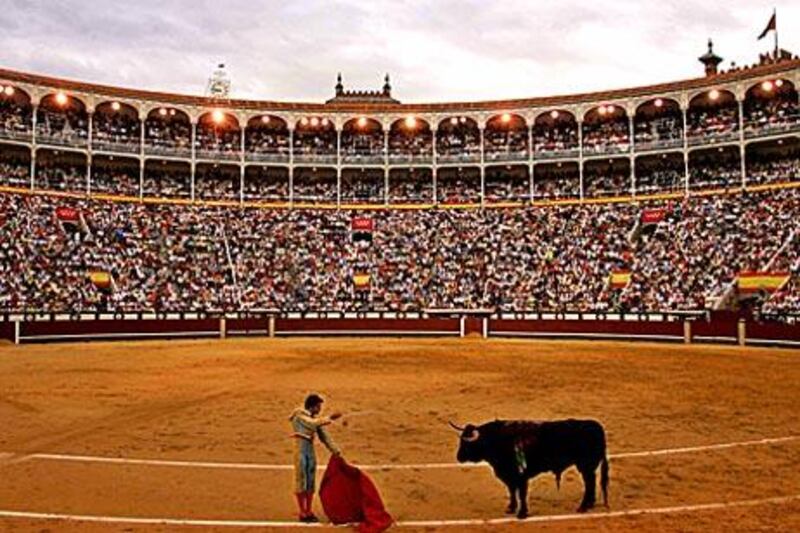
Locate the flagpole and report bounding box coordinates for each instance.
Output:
[773,7,778,58]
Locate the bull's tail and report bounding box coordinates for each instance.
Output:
[600,455,609,508]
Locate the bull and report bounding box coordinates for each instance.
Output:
[450,418,609,519]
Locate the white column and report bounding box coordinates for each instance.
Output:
[628,114,635,197]
[479,126,485,207]
[288,127,294,207]
[30,104,38,190]
[528,124,534,203]
[432,127,438,205]
[190,120,197,201]
[578,119,585,200]
[139,159,145,200]
[240,125,246,204]
[682,106,689,195]
[738,98,746,189]
[384,129,390,205]
[86,111,93,195]
[336,127,341,207]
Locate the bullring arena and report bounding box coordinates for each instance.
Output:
[2,10,800,530]
[0,337,799,532]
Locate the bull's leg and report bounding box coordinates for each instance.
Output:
[516,480,529,519]
[504,482,517,515]
[577,468,597,512]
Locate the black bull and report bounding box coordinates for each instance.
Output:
[451,419,609,519]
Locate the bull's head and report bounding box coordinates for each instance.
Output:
[449,421,485,463]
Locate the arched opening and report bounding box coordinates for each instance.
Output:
[688,146,741,190]
[143,159,191,199]
[341,117,384,164]
[91,154,139,197]
[485,114,528,162]
[743,79,799,137]
[388,117,432,163]
[388,167,433,204]
[635,153,685,194]
[35,148,87,192]
[485,165,530,203]
[582,105,630,155]
[584,157,632,198]
[436,116,480,163]
[532,161,579,201]
[634,98,683,151]
[243,166,289,202]
[687,89,739,144]
[292,167,337,204]
[293,117,336,163]
[37,93,89,147]
[144,107,192,157]
[196,163,240,201]
[341,168,384,204]
[0,85,33,140]
[93,101,141,153]
[196,111,241,161]
[436,166,480,204]
[245,115,290,162]
[745,137,800,186]
[533,110,579,158]
[0,143,31,187]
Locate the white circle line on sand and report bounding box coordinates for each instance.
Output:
[16,434,800,472]
[0,494,798,528]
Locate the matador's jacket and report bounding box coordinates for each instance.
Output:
[289,407,341,493]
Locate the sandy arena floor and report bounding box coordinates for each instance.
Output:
[0,337,799,532]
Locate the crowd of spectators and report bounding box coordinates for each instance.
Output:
[687,106,739,141]
[744,94,799,136]
[245,128,290,159]
[634,116,683,149]
[36,107,88,145]
[533,120,579,157]
[622,190,800,312]
[92,111,141,152]
[1,184,799,314]
[582,119,630,154]
[0,100,31,139]
[144,115,192,156]
[388,128,433,162]
[746,155,800,185]
[484,128,528,162]
[195,124,241,159]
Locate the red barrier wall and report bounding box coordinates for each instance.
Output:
[19,318,219,341]
[691,319,738,342]
[275,318,461,335]
[747,321,800,344]
[490,319,684,340]
[0,322,14,342]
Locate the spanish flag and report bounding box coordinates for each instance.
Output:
[353,273,371,291]
[609,270,632,289]
[758,11,776,40]
[88,271,113,291]
[737,271,789,294]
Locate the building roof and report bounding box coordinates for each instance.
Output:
[0,59,798,114]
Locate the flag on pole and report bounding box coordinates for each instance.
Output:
[757,11,776,40]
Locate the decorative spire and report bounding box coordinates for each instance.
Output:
[383,73,391,95]
[698,38,723,77]
[335,73,344,96]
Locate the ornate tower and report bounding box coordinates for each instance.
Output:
[698,39,723,77]
[206,63,231,98]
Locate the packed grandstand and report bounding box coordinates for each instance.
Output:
[0,46,799,316]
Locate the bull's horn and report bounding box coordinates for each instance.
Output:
[463,429,480,442]
[448,420,465,432]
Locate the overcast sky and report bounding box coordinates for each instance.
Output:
[0,0,797,103]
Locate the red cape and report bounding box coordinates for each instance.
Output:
[319,455,393,532]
